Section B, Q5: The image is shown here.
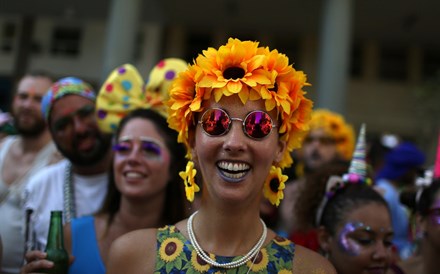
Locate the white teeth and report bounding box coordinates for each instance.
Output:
[218,161,249,172]
[125,172,144,178]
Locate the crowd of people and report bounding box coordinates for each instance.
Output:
[0,38,438,273]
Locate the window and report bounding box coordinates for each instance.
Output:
[50,26,82,56]
[423,49,440,80]
[1,22,16,53]
[379,46,407,81]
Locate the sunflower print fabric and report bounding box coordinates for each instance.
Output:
[155,225,295,273]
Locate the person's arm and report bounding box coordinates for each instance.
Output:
[292,245,336,274]
[107,229,157,274]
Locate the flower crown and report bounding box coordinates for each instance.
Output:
[307,109,355,160]
[166,38,313,205]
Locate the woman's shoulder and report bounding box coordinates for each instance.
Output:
[107,228,159,274]
[292,245,336,274]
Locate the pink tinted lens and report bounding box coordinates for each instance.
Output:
[244,111,273,139]
[201,109,230,136]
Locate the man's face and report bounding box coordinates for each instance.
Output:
[12,75,52,137]
[301,128,339,172]
[49,95,111,166]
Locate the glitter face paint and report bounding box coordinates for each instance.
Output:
[113,136,165,162]
[337,221,394,257]
[338,222,366,256]
[429,198,440,225]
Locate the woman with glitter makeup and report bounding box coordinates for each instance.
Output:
[303,125,397,274]
[107,38,336,273]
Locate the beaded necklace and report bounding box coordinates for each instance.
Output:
[63,162,76,223]
[187,210,267,269]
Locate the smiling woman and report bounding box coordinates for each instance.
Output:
[106,38,336,273]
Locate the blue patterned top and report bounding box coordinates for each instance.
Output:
[155,225,295,273]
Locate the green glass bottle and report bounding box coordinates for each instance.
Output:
[40,211,69,274]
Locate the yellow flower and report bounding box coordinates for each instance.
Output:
[190,250,213,272]
[246,249,269,272]
[263,166,288,206]
[273,235,291,246]
[278,269,292,274]
[159,237,184,262]
[179,161,200,202]
[197,38,271,102]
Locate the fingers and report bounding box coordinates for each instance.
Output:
[21,250,53,274]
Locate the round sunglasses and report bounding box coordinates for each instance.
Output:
[198,108,277,140]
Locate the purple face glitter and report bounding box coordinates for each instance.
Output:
[337,222,364,256]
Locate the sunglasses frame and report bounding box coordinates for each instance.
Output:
[198,108,277,140]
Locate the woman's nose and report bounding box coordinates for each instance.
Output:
[222,121,247,153]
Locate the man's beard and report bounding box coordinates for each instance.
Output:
[13,111,47,137]
[56,131,112,167]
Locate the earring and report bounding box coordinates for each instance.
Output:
[179,161,200,202]
[263,165,288,206]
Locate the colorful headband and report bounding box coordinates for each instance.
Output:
[41,77,96,122]
[307,109,355,160]
[167,38,313,204]
[96,64,172,134]
[315,124,371,225]
[145,58,188,100]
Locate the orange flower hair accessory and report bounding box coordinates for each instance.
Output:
[307,108,355,160]
[167,38,313,204]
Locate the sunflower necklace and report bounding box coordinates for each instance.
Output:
[187,210,267,269]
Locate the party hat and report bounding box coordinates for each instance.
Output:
[343,123,370,184]
[434,132,440,179]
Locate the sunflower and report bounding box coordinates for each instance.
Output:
[179,161,199,202]
[159,237,184,262]
[190,250,213,272]
[278,269,292,274]
[196,38,271,102]
[263,166,288,206]
[273,235,291,246]
[246,248,269,272]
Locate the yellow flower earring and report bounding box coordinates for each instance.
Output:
[179,161,200,202]
[263,166,288,206]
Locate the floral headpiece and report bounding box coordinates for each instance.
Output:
[167,38,313,205]
[315,124,371,225]
[307,108,355,160]
[96,63,183,133]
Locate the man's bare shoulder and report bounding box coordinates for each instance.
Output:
[292,245,336,274]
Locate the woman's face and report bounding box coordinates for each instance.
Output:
[113,117,171,200]
[326,203,394,274]
[191,94,286,206]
